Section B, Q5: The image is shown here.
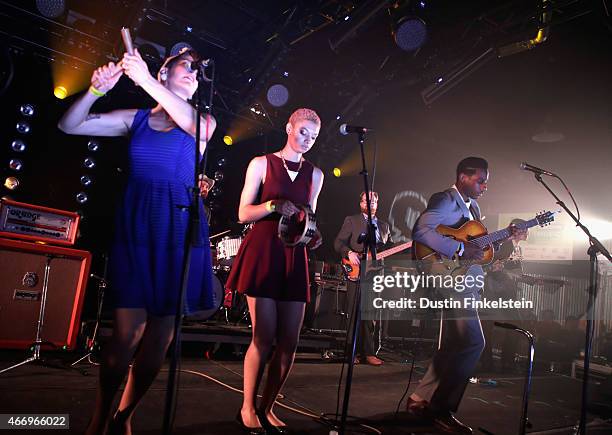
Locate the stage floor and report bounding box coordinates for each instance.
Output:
[1,345,611,434]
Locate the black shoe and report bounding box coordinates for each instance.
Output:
[257,410,289,434]
[235,410,266,434]
[432,412,472,434]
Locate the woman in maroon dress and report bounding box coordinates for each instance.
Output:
[226,108,324,433]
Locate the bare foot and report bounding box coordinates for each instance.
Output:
[240,408,262,429]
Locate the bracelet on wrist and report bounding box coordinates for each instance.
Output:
[265,200,276,213]
[88,85,106,97]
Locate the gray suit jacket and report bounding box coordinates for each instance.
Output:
[412,188,481,259]
[334,214,392,258]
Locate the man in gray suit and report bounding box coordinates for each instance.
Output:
[407,157,489,434]
[334,191,392,365]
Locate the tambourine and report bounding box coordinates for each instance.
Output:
[278,204,317,247]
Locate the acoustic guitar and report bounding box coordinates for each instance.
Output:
[413,210,557,276]
[341,241,413,281]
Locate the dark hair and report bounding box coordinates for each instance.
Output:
[456,157,488,179]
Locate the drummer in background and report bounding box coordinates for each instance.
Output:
[225,108,324,433]
[198,174,214,221]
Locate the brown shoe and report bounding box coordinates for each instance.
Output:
[365,355,384,366]
[406,397,431,419]
[433,412,472,434]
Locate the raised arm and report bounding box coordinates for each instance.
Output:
[58,62,135,137]
[121,49,216,153]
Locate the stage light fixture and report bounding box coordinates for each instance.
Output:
[213,171,224,182]
[4,177,19,190]
[76,192,88,204]
[393,16,427,51]
[54,86,68,99]
[11,140,26,152]
[266,84,289,107]
[9,159,23,171]
[210,186,222,198]
[83,157,96,169]
[333,167,342,177]
[16,122,31,134]
[19,104,35,117]
[87,139,100,152]
[223,135,233,146]
[36,0,65,19]
[80,175,92,187]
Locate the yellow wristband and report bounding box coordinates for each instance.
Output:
[265,201,276,213]
[88,85,106,97]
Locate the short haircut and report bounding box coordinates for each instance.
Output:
[456,157,488,179]
[510,218,526,226]
[288,108,321,126]
[360,191,378,202]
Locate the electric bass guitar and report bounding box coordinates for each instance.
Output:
[341,241,413,281]
[413,210,557,276]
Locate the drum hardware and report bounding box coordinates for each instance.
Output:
[216,236,243,267]
[278,204,317,247]
[209,229,231,240]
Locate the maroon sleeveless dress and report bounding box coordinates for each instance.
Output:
[225,153,313,302]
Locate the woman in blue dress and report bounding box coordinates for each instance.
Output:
[58,46,216,434]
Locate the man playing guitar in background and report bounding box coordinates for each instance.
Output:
[334,191,392,366]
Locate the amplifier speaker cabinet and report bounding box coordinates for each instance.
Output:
[308,282,349,332]
[0,238,91,350]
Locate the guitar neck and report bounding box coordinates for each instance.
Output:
[471,217,539,248]
[370,241,413,260]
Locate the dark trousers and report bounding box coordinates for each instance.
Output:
[413,308,485,412]
[345,280,377,357]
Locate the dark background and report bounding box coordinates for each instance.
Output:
[1,0,611,269]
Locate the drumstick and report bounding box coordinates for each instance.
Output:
[121,27,134,55]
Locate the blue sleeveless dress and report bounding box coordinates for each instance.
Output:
[108,109,215,315]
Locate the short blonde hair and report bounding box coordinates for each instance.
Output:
[288,108,321,126]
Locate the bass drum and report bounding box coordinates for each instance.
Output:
[184,274,223,321]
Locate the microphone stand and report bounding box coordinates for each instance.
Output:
[339,131,377,435]
[494,322,535,435]
[531,173,612,435]
[162,59,215,435]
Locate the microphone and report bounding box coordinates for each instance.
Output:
[339,124,373,135]
[185,59,212,74]
[519,162,556,177]
[120,27,134,55]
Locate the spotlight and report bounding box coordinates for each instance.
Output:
[54,86,68,99]
[213,171,224,182]
[210,186,222,198]
[11,140,26,152]
[80,175,92,187]
[393,16,427,51]
[216,157,227,167]
[266,84,289,108]
[223,135,233,146]
[333,167,342,177]
[4,177,20,190]
[9,159,23,171]
[83,157,96,169]
[19,104,35,117]
[87,139,100,152]
[36,0,65,18]
[16,122,31,134]
[76,192,88,204]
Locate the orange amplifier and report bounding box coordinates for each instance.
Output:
[0,198,80,246]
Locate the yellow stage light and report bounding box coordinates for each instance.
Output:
[333,167,342,177]
[4,177,20,190]
[54,86,68,99]
[223,135,233,146]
